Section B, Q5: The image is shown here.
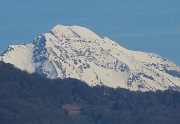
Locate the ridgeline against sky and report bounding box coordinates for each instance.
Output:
[0,0,180,65]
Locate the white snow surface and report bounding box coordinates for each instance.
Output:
[1,24,180,92]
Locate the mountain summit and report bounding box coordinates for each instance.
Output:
[1,25,180,91]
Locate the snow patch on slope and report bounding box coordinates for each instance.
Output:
[1,44,35,73]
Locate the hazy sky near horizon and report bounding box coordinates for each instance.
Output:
[0,0,180,65]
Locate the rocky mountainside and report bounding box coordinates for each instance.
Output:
[1,25,180,91]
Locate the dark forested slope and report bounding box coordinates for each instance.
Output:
[0,62,180,124]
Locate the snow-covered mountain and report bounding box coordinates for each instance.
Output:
[1,25,180,91]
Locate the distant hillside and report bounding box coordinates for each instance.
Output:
[0,62,180,124]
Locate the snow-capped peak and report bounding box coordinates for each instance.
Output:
[1,24,180,92]
[51,25,100,41]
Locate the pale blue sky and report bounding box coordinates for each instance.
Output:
[0,0,180,65]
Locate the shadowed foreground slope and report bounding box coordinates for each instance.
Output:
[0,62,180,124]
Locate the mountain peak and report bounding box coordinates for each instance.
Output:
[51,24,100,41]
[1,24,180,92]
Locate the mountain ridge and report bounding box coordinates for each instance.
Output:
[1,24,180,91]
